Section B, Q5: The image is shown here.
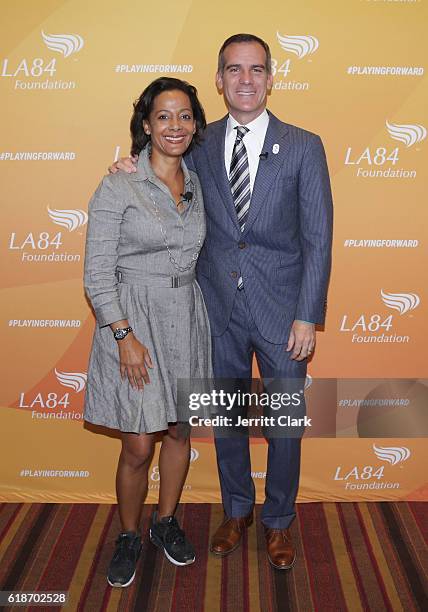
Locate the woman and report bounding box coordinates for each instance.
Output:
[83,77,211,587]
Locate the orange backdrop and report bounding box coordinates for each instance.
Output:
[1,0,427,503]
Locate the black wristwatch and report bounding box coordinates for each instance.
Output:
[113,326,133,341]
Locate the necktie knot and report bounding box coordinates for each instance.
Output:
[235,126,249,141]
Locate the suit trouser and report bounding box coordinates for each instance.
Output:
[212,288,306,529]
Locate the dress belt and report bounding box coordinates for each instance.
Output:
[116,270,195,288]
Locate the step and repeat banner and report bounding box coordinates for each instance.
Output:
[1,0,427,503]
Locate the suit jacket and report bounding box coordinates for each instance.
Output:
[188,111,333,344]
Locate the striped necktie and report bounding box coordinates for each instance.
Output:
[230,126,251,230]
[229,126,251,289]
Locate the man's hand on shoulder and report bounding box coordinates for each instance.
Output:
[108,155,138,174]
[286,320,315,361]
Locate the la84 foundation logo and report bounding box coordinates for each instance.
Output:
[1,30,84,91]
[8,206,87,264]
[339,289,420,344]
[334,444,411,492]
[270,32,319,92]
[14,368,87,421]
[344,120,426,180]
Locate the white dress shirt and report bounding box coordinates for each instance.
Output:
[224,110,269,193]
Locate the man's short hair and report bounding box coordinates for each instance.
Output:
[217,33,272,75]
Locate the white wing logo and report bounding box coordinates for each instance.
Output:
[381,290,420,315]
[47,207,88,231]
[55,369,87,393]
[373,444,410,465]
[386,120,427,148]
[190,448,199,462]
[41,31,84,58]
[276,33,319,59]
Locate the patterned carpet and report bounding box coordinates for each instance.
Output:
[0,502,426,611]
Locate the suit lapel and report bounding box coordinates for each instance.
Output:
[205,117,241,232]
[242,113,289,237]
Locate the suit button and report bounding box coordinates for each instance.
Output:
[231,271,238,279]
[238,241,246,249]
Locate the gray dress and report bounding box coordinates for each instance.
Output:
[83,146,212,434]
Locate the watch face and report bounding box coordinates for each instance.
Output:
[114,329,127,340]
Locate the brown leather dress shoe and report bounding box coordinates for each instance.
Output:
[264,527,296,570]
[210,513,253,556]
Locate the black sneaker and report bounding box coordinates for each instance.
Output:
[150,513,195,566]
[107,531,142,587]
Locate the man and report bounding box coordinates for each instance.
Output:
[113,33,333,570]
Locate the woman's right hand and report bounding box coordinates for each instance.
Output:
[117,334,153,390]
[108,156,138,174]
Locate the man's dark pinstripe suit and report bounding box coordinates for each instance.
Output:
[188,110,333,528]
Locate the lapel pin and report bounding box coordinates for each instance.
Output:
[272,144,280,154]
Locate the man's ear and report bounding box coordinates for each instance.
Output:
[215,71,223,91]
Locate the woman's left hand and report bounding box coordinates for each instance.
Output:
[117,334,153,390]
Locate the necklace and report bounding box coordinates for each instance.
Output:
[148,187,204,273]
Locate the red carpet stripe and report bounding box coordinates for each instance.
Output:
[32,504,98,596]
[409,502,428,542]
[299,503,347,610]
[273,569,292,612]
[141,504,177,612]
[241,526,250,612]
[146,540,176,612]
[367,503,421,610]
[336,502,389,611]
[220,556,229,610]
[353,503,393,610]
[132,504,160,611]
[379,502,428,608]
[83,504,132,610]
[255,507,276,612]
[335,502,369,609]
[0,504,22,545]
[78,504,116,610]
[292,507,315,611]
[171,504,211,612]
[225,527,245,611]
[0,505,40,586]
[277,519,306,611]
[1,504,55,591]
[115,506,157,610]
[0,501,425,611]
[393,504,428,592]
[203,504,223,611]
[21,504,74,593]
